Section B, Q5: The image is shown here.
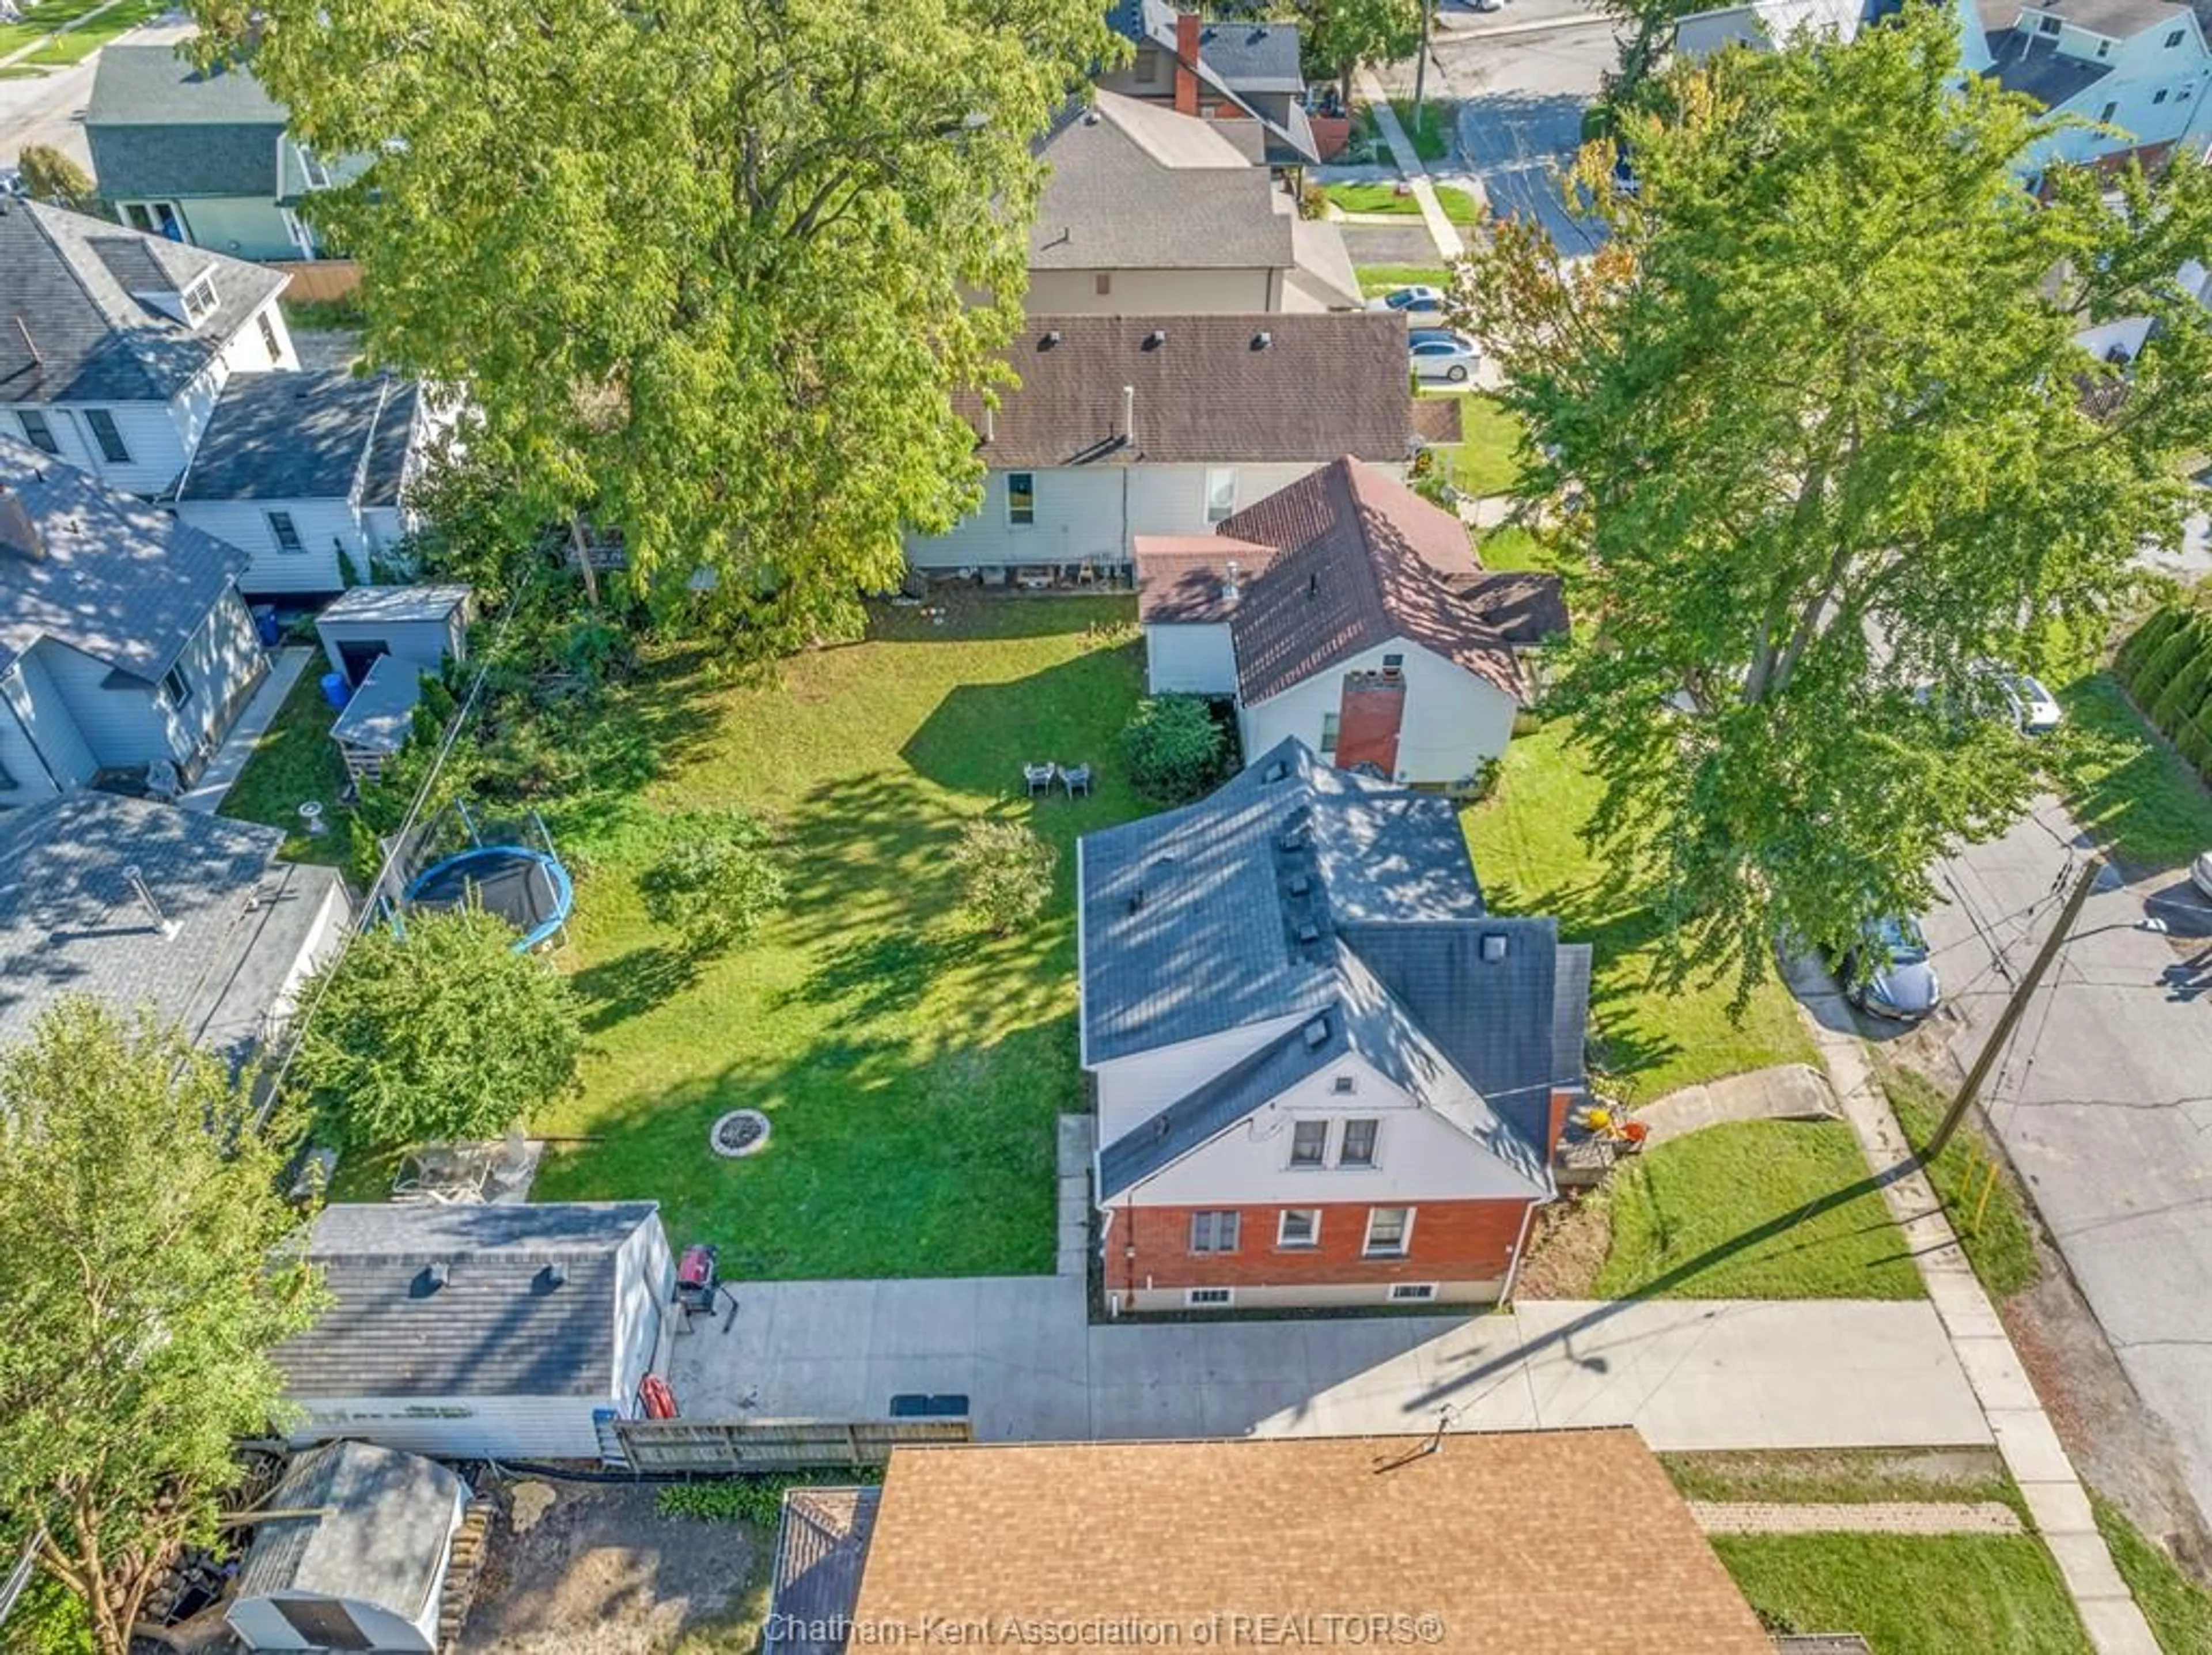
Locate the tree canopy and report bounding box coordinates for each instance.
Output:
[0,1000,323,1655]
[17,145,97,213]
[1293,0,1421,101]
[190,0,1117,649]
[1460,6,2212,994]
[293,907,584,1148]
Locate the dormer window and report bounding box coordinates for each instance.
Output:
[301,147,332,190]
[181,273,218,325]
[2036,13,2061,34]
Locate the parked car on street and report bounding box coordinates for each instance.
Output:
[2192,850,2212,902]
[1368,285,1446,322]
[1410,331,1479,384]
[2006,672,2063,734]
[1839,915,1942,1021]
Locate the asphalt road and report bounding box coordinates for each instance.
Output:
[0,15,192,172]
[1917,796,2212,1527]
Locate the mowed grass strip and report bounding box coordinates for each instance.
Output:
[2047,672,2212,873]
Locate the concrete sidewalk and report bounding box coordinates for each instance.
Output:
[667,1280,1988,1452]
[1354,70,1465,263]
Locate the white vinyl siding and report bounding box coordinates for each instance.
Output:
[1089,1012,1309,1138]
[1238,635,1520,787]
[287,1395,610,1461]
[12,591,259,772]
[1143,620,1239,696]
[1024,267,1281,314]
[612,1218,676,1410]
[0,652,96,794]
[173,498,369,596]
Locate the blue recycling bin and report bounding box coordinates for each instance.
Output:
[251,604,280,647]
[320,669,351,711]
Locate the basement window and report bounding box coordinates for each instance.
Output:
[1186,1287,1233,1306]
[1389,1283,1438,1302]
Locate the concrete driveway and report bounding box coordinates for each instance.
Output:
[666,1277,1990,1452]
[1921,796,2212,1524]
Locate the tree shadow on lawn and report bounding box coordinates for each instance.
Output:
[531,1018,1073,1279]
[571,941,703,1034]
[897,656,1147,832]
[866,590,1139,645]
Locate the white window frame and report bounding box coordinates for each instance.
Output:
[161,664,192,710]
[119,200,183,238]
[257,309,283,363]
[1204,467,1237,524]
[300,146,333,190]
[181,273,218,325]
[1363,1206,1413,1258]
[1331,1074,1357,1096]
[267,510,305,554]
[1288,1119,1328,1168]
[84,408,130,465]
[1320,711,1340,756]
[1277,1209,1320,1250]
[1339,1118,1380,1169]
[1389,1283,1438,1302]
[1186,1286,1233,1306]
[17,410,59,456]
[1006,471,1036,527]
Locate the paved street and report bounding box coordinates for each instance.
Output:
[0,14,190,170]
[668,1278,1991,1451]
[1921,797,2212,1525]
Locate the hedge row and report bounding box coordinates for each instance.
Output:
[2115,601,2212,778]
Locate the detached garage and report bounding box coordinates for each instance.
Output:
[273,1202,675,1462]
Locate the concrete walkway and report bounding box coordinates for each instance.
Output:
[180,646,313,815]
[1355,69,1465,263]
[667,1283,1988,1452]
[1054,1115,1092,1278]
[1790,956,2161,1655]
[1691,1501,2024,1536]
[1635,1062,1840,1147]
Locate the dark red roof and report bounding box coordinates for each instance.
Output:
[1132,535,1279,623]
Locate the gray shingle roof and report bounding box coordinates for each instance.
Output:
[0,793,342,1057]
[0,435,250,679]
[1195,19,1306,91]
[318,583,470,626]
[767,1489,883,1655]
[274,1202,660,1399]
[85,48,297,202]
[1033,92,1293,272]
[233,1442,463,1620]
[1980,33,2116,105]
[329,652,427,755]
[179,371,416,503]
[87,45,288,127]
[0,200,289,404]
[969,314,1413,468]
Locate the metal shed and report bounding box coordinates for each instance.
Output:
[315,585,471,687]
[329,652,428,783]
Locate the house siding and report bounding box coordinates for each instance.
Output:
[1,650,96,795]
[906,462,1340,574]
[1027,267,1281,315]
[612,1217,676,1412]
[157,586,262,764]
[1143,620,1239,695]
[162,196,302,263]
[1105,1196,1533,1312]
[1239,635,1518,786]
[173,497,365,596]
[316,610,465,678]
[31,640,175,768]
[287,1393,611,1460]
[1089,1013,1309,1138]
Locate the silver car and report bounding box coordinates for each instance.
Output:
[1842,915,1941,1021]
[1410,332,1479,384]
[1368,285,1446,322]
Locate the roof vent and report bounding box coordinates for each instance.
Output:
[1040,330,1062,349]
[1251,331,1272,350]
[1307,572,1319,599]
[1287,873,1310,896]
[1263,759,1289,783]
[1297,923,1321,946]
[536,1262,568,1292]
[1127,888,1146,915]
[1481,933,1509,963]
[1302,1016,1329,1047]
[1144,328,1168,350]
[413,1262,449,1297]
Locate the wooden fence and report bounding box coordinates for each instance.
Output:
[612,1415,971,1472]
[267,259,363,303]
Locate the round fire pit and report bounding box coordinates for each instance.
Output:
[709,1108,771,1159]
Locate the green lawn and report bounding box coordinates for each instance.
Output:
[2093,1493,2212,1654]
[1663,1448,2021,1511]
[19,0,168,63]
[216,662,353,868]
[1424,392,1526,499]
[1461,718,1812,1101]
[0,0,110,56]
[1323,181,1480,225]
[522,597,1147,1279]
[1591,1119,1923,1300]
[1885,1066,2039,1300]
[1356,264,1449,298]
[1713,1534,2090,1654]
[1387,98,1451,161]
[2046,672,2212,873]
[1474,525,1565,574]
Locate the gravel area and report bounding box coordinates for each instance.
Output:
[1691,1501,2024,1536]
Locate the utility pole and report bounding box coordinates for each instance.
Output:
[1923,857,2103,1160]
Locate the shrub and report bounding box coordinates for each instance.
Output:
[638,808,786,955]
[655,1467,883,1525]
[17,145,95,213]
[1121,694,1226,803]
[2152,649,2212,738]
[2132,616,2207,709]
[949,818,1056,936]
[2116,604,2184,684]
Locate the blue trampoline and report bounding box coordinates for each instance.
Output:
[396,805,574,951]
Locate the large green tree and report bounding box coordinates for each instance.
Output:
[190,0,1116,648]
[294,907,583,1149]
[1293,0,1421,104]
[1461,6,2212,994]
[0,1001,323,1655]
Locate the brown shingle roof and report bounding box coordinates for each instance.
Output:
[1223,457,1524,703]
[1132,533,1279,622]
[1453,569,1570,646]
[968,314,1414,468]
[847,1430,1773,1654]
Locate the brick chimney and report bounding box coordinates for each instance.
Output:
[1175,8,1200,117]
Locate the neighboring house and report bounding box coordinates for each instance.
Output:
[1077,740,1590,1313]
[173,370,427,596]
[1960,0,2212,175]
[86,46,359,261]
[1029,91,1357,315]
[0,437,267,798]
[1100,1,1321,165]
[1673,0,1875,57]
[906,313,1415,583]
[0,793,350,1055]
[762,1431,1774,1655]
[314,584,471,782]
[0,199,296,497]
[226,1442,468,1655]
[1135,457,1567,786]
[272,1202,676,1462]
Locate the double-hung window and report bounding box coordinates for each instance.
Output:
[85,410,130,465]
[1340,1118,1379,1168]
[1278,1209,1320,1249]
[267,511,305,554]
[1204,468,1237,524]
[17,411,59,456]
[1289,1119,1328,1168]
[1364,1207,1411,1258]
[1189,1210,1240,1254]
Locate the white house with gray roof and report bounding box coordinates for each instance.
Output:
[226,1442,468,1654]
[174,370,427,595]
[1077,740,1589,1313]
[0,199,297,497]
[0,436,268,800]
[1959,0,2212,175]
[87,46,360,262]
[273,1202,676,1462]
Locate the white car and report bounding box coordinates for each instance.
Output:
[2191,851,2212,903]
[1368,285,1446,322]
[1410,331,1479,384]
[2008,673,2063,734]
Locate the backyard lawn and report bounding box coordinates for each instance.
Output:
[1423,392,1526,499]
[2047,672,2212,873]
[1356,264,1449,298]
[1461,718,1812,1101]
[216,663,352,868]
[520,597,1148,1279]
[1592,1119,1923,1300]
[1712,1533,2090,1654]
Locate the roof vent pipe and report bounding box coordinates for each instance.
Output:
[1122,384,1135,446]
[123,864,179,939]
[983,404,994,444]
